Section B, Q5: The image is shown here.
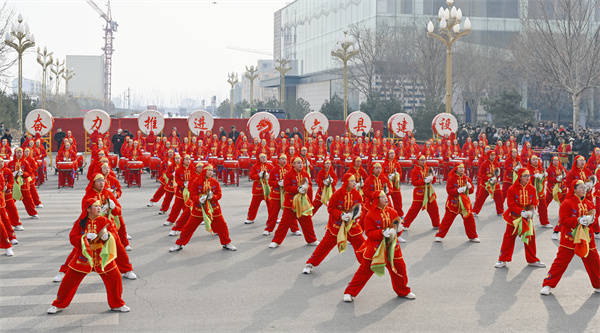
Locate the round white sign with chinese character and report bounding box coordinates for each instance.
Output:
[303,112,329,135]
[138,110,165,135]
[346,111,371,136]
[247,112,280,140]
[432,113,458,136]
[188,110,214,136]
[388,113,414,137]
[83,109,111,134]
[25,109,53,136]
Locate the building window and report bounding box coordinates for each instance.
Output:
[401,0,414,14]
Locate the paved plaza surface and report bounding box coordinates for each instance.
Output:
[1,170,600,332]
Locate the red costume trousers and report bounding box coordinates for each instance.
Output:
[115,216,129,247]
[306,230,364,266]
[502,182,511,203]
[0,207,15,241]
[176,214,231,246]
[52,268,125,309]
[271,208,317,245]
[160,191,174,213]
[473,187,504,215]
[167,196,185,223]
[390,192,404,217]
[150,184,166,203]
[498,223,540,263]
[312,191,324,214]
[58,170,75,187]
[543,246,600,288]
[172,207,191,232]
[5,198,20,226]
[435,211,478,239]
[344,259,411,297]
[246,194,267,221]
[30,183,41,206]
[537,197,550,226]
[265,199,299,233]
[0,214,11,249]
[19,189,38,216]
[402,199,440,228]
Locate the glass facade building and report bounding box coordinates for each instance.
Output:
[266,0,595,113]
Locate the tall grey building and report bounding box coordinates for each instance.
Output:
[265,0,532,114]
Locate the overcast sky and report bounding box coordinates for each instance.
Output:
[6,0,290,106]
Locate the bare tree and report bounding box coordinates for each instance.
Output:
[0,3,15,85]
[347,24,387,99]
[412,25,446,105]
[514,0,600,130]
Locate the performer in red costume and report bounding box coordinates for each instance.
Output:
[47,198,130,314]
[502,149,521,201]
[7,148,38,218]
[383,149,403,216]
[164,155,192,226]
[1,159,22,231]
[0,166,15,256]
[541,180,600,295]
[494,169,545,269]
[169,164,237,252]
[342,190,415,302]
[312,159,337,214]
[527,154,551,227]
[303,173,365,274]
[402,155,440,230]
[435,164,479,242]
[473,150,504,217]
[244,154,271,225]
[264,154,300,236]
[269,157,319,248]
[148,149,175,207]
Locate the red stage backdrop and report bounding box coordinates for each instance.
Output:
[51,117,383,152]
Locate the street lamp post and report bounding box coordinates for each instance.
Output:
[227,72,238,118]
[331,33,359,120]
[36,47,53,110]
[427,0,471,114]
[245,65,258,110]
[62,66,75,103]
[5,14,35,135]
[50,58,64,102]
[275,58,291,106]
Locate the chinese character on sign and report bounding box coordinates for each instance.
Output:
[193,116,207,130]
[398,118,408,133]
[144,116,158,131]
[353,117,367,133]
[440,118,451,131]
[91,116,103,131]
[310,119,321,132]
[32,114,47,133]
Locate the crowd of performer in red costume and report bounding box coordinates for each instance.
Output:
[2,127,600,314]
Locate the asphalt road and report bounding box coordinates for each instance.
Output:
[1,169,600,332]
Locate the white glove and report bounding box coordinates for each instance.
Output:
[382,228,394,238]
[100,232,109,241]
[544,172,548,177]
[527,211,535,219]
[556,175,563,182]
[278,180,284,187]
[259,171,265,178]
[521,211,529,218]
[184,181,188,188]
[467,182,472,189]
[207,191,213,199]
[298,186,307,194]
[424,176,433,184]
[108,199,116,210]
[264,172,269,180]
[12,171,17,178]
[458,186,466,194]
[341,213,351,222]
[306,161,310,167]
[199,195,207,204]
[86,233,97,240]
[101,205,109,215]
[324,178,331,186]
[515,165,521,171]
[489,177,497,184]
[388,174,394,181]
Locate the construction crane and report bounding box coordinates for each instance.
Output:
[86,0,118,107]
